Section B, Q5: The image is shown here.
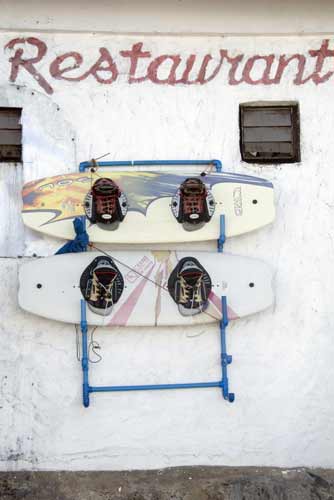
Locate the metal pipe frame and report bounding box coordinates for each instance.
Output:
[80,295,234,407]
[80,214,234,407]
[79,159,222,173]
[217,214,226,253]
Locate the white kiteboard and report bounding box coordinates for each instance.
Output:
[18,251,273,327]
[22,170,275,244]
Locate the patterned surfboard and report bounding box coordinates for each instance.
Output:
[22,170,275,243]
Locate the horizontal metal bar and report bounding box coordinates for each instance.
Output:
[89,381,222,393]
[132,160,218,166]
[79,159,221,172]
[79,161,132,171]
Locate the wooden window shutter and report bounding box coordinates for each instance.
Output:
[0,107,22,162]
[239,102,300,163]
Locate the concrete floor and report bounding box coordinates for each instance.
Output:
[1,467,334,500]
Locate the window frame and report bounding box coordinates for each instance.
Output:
[239,101,300,164]
[0,107,22,163]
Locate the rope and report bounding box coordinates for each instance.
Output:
[88,327,102,363]
[89,243,169,292]
[88,244,219,321]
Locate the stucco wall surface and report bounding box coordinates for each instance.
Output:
[1,0,334,35]
[0,31,334,471]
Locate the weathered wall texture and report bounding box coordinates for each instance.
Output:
[2,0,334,35]
[0,22,334,470]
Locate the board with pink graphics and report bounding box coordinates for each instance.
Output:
[18,251,273,327]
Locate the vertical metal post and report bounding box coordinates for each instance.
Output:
[213,159,223,172]
[217,214,225,253]
[80,299,90,407]
[220,296,234,402]
[81,215,87,250]
[217,215,234,402]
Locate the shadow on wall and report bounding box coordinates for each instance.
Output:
[0,85,76,257]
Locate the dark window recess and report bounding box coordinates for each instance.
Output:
[0,107,22,162]
[239,102,300,163]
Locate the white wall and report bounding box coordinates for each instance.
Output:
[1,0,334,35]
[1,21,334,470]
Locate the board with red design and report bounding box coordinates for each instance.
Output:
[18,251,273,327]
[22,169,275,243]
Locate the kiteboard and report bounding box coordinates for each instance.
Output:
[18,251,273,327]
[22,170,275,244]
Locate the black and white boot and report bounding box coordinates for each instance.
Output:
[84,178,128,227]
[171,177,215,230]
[80,256,124,316]
[168,257,212,316]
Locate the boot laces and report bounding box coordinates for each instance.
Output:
[93,179,120,216]
[91,271,116,304]
[179,274,203,307]
[96,192,118,215]
[181,180,206,215]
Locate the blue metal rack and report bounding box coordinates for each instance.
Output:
[78,213,234,407]
[79,159,222,173]
[75,158,233,406]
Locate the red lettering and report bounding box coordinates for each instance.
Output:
[174,54,197,84]
[5,37,334,93]
[50,48,118,84]
[50,52,83,81]
[120,42,150,83]
[5,37,53,95]
[196,54,224,84]
[220,50,244,85]
[85,48,118,84]
[272,54,307,84]
[242,55,276,84]
[147,55,182,84]
[306,39,334,84]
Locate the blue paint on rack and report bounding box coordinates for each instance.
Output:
[217,214,226,253]
[79,159,223,173]
[78,213,234,407]
[80,300,90,408]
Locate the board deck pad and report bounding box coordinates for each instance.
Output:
[22,170,275,243]
[18,251,274,327]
